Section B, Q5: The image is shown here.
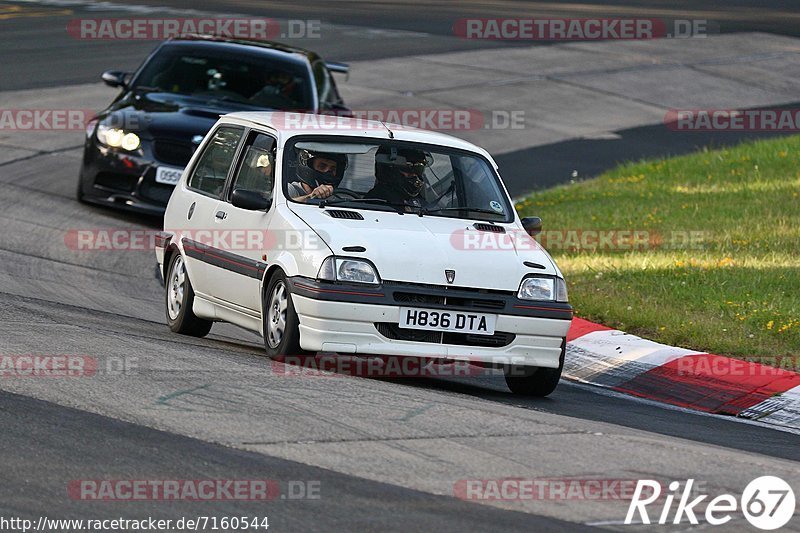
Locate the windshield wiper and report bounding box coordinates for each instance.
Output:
[420,206,505,217]
[318,197,408,214]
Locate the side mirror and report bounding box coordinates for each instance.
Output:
[231,189,271,211]
[323,102,352,117]
[325,62,350,75]
[325,62,350,81]
[521,216,542,236]
[101,70,128,88]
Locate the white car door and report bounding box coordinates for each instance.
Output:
[202,130,277,313]
[175,125,245,296]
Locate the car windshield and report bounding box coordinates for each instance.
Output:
[132,45,312,110]
[284,139,513,222]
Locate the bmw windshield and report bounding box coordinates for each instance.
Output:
[132,45,313,111]
[283,138,513,223]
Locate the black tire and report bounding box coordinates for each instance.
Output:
[504,338,565,396]
[263,270,307,360]
[165,252,213,337]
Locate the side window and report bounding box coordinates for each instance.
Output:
[187,126,243,198]
[228,132,277,202]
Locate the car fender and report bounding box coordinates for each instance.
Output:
[261,203,334,285]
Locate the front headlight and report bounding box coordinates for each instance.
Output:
[96,123,140,151]
[518,276,568,302]
[317,257,380,284]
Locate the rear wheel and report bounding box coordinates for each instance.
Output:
[263,270,307,360]
[504,338,565,397]
[165,253,213,337]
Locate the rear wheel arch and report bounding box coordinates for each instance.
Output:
[165,251,212,337]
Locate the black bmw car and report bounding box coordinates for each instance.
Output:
[77,35,349,215]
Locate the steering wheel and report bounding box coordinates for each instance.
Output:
[329,188,361,200]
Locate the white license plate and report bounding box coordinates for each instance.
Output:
[398,307,496,336]
[155,166,184,185]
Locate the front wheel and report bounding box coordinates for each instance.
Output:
[165,253,213,337]
[504,338,565,397]
[263,270,306,360]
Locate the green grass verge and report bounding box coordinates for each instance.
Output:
[516,136,800,367]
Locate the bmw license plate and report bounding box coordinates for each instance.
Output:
[155,166,184,185]
[398,307,496,336]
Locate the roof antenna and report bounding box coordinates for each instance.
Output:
[380,121,394,139]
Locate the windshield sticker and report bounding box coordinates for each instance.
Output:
[489,200,504,213]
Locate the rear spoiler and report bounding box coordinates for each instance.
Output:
[325,61,350,77]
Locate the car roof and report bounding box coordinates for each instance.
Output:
[163,36,316,67]
[220,112,497,164]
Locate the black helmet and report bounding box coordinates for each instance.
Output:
[297,149,348,188]
[374,146,430,198]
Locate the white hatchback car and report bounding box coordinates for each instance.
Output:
[156,112,572,396]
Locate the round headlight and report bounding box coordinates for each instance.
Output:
[104,128,124,147]
[121,132,141,151]
[96,123,140,151]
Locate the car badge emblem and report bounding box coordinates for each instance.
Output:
[191,135,204,145]
[445,269,456,284]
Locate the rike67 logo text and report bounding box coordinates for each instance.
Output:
[626,477,795,530]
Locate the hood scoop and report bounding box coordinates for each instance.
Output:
[327,210,364,220]
[473,223,505,233]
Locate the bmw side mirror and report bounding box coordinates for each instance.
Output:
[231,189,271,211]
[521,216,542,236]
[101,70,129,88]
[322,102,352,117]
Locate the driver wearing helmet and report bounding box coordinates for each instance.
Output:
[366,145,429,209]
[288,149,348,202]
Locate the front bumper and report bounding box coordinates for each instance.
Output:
[78,137,193,215]
[288,277,572,367]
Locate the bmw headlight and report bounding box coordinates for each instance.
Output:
[97,123,140,151]
[518,276,568,302]
[318,257,380,284]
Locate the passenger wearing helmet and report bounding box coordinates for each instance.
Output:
[366,146,429,209]
[288,149,348,202]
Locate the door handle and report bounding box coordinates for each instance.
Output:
[215,210,227,220]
